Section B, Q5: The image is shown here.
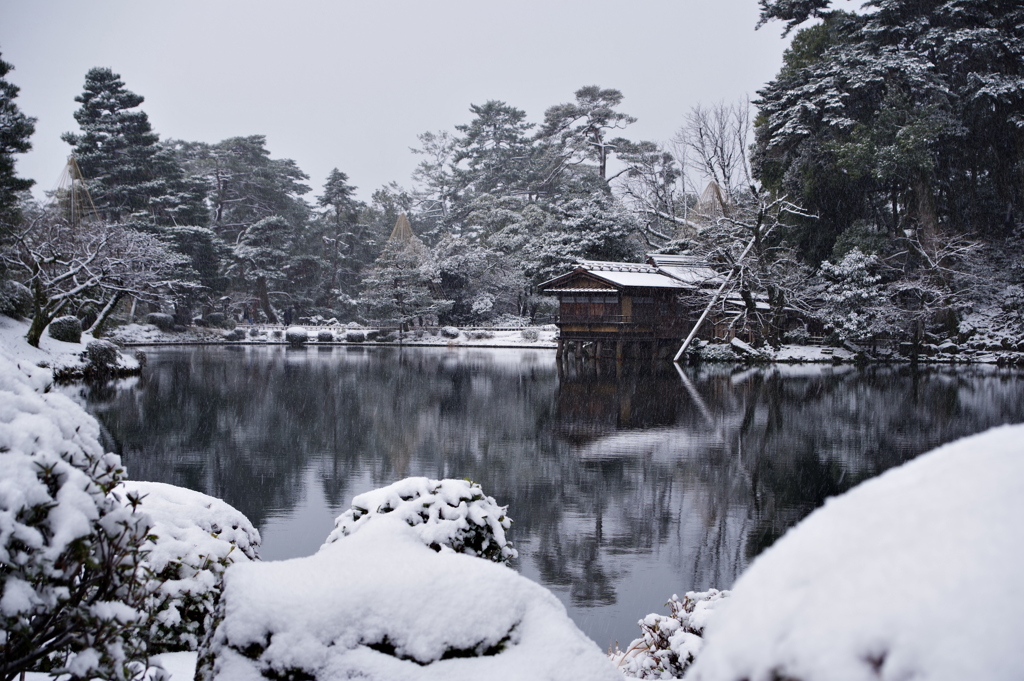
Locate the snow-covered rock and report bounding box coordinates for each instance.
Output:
[324,477,516,564]
[196,516,620,681]
[117,481,261,652]
[687,424,1024,681]
[611,589,730,679]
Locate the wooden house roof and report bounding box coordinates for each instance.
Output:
[538,262,686,293]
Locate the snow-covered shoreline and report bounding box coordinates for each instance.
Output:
[103,322,1024,366]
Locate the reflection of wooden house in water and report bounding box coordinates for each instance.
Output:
[538,253,770,360]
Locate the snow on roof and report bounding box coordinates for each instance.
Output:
[572,261,686,289]
[646,254,724,286]
[687,424,1024,681]
[544,288,619,294]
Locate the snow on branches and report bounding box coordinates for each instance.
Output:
[611,590,731,680]
[323,477,517,564]
[0,356,155,681]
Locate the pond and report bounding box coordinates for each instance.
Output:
[61,346,1024,650]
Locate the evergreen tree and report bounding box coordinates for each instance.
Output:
[754,0,1024,261]
[61,68,181,223]
[0,51,35,230]
[360,227,451,331]
[539,85,636,182]
[310,169,370,302]
[229,215,295,323]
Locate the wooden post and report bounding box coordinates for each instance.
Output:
[616,340,624,361]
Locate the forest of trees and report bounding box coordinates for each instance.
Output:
[1,0,1022,347]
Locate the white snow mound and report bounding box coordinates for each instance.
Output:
[197,515,620,681]
[687,423,1024,681]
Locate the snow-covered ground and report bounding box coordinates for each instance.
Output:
[0,315,138,378]
[686,424,1024,681]
[108,322,560,349]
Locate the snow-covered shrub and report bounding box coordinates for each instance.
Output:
[271,329,282,339]
[118,481,260,653]
[440,326,460,339]
[83,339,120,378]
[317,330,334,342]
[346,321,363,329]
[195,517,620,681]
[222,329,245,342]
[0,279,32,317]
[248,328,260,337]
[611,590,730,679]
[818,248,889,341]
[345,330,365,343]
[0,357,155,680]
[492,314,529,328]
[686,424,1024,681]
[323,477,517,564]
[204,313,227,328]
[47,314,82,343]
[285,326,308,346]
[467,329,494,340]
[520,328,539,341]
[144,312,175,331]
[382,330,400,342]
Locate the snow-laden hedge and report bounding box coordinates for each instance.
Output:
[47,314,82,343]
[687,424,1024,681]
[0,357,154,681]
[323,477,516,564]
[118,481,261,653]
[611,589,730,679]
[196,516,621,681]
[285,326,308,346]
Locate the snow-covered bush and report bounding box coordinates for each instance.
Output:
[195,516,620,681]
[440,326,461,339]
[323,477,517,564]
[285,327,308,346]
[467,329,494,340]
[0,357,155,680]
[83,339,120,378]
[204,313,227,328]
[317,330,334,342]
[492,314,529,328]
[47,314,82,343]
[686,424,1024,681]
[144,312,175,331]
[382,330,400,342]
[520,328,539,341]
[118,481,260,653]
[0,280,32,317]
[611,590,730,679]
[819,248,889,341]
[222,329,245,342]
[345,330,365,343]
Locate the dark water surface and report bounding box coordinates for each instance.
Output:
[62,346,1024,649]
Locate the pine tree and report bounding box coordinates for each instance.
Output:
[360,222,451,332]
[0,51,35,230]
[61,68,179,222]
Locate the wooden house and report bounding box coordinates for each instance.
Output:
[537,256,723,360]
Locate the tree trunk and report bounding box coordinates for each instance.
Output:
[25,280,53,348]
[256,276,278,324]
[87,292,123,338]
[913,174,939,255]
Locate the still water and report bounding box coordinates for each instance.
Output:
[63,346,1024,649]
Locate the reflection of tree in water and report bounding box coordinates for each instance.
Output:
[73,350,1024,618]
[550,362,1024,608]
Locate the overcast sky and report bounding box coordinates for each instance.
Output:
[2,0,795,202]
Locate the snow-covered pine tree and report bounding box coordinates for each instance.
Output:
[0,52,35,230]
